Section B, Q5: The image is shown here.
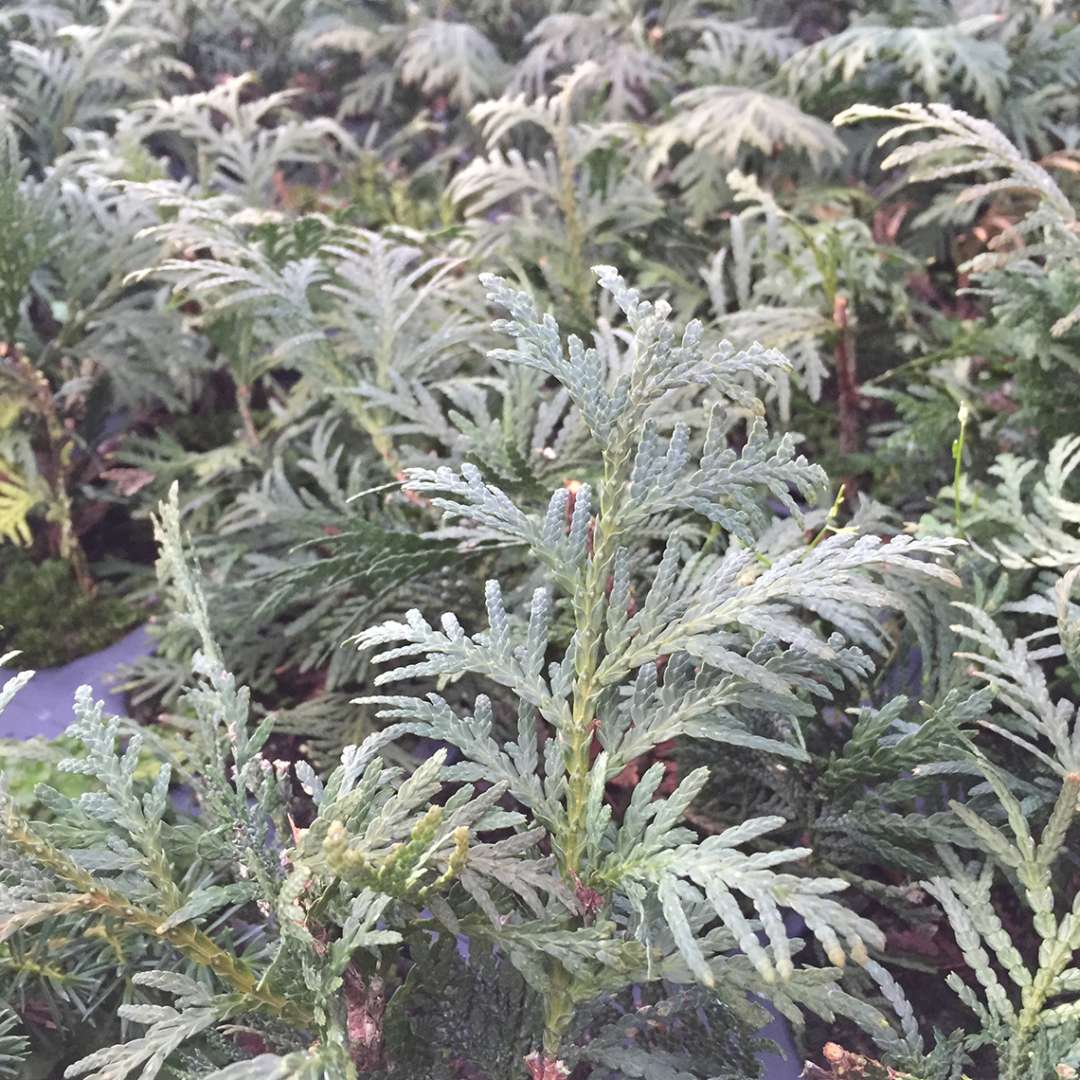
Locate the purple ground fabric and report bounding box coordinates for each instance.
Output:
[756,1005,802,1079]
[0,625,152,739]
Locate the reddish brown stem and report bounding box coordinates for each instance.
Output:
[833,295,860,505]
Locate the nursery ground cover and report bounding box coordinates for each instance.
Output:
[1,2,1079,1077]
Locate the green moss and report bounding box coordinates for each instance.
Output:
[0,736,97,815]
[0,554,139,668]
[0,734,163,818]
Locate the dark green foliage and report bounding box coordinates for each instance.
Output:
[564,988,767,1079]
[982,266,1080,446]
[378,937,544,1076]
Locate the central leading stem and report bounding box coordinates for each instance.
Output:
[545,428,634,1058]
[561,446,627,876]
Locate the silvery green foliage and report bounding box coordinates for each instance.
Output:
[0,489,575,1078]
[4,2,1080,1072]
[685,684,989,907]
[303,3,513,118]
[449,63,663,317]
[397,19,510,108]
[355,267,963,1065]
[698,169,914,421]
[952,434,1080,572]
[118,413,471,737]
[125,190,483,430]
[0,118,204,551]
[832,98,1080,503]
[114,203,498,741]
[646,86,844,192]
[855,581,1080,1080]
[199,1049,354,1080]
[835,100,1080,337]
[784,12,1011,112]
[0,0,188,164]
[118,74,359,204]
[510,4,675,118]
[0,120,203,410]
[636,7,841,215]
[792,3,1080,156]
[953,569,1080,778]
